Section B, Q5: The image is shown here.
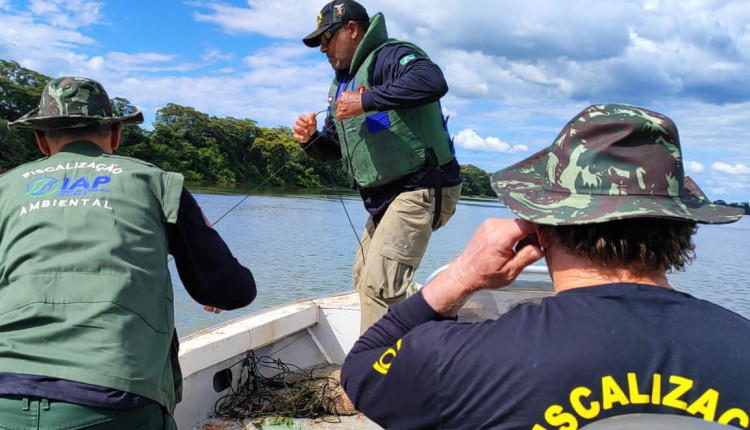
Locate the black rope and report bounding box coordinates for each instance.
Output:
[213,351,345,422]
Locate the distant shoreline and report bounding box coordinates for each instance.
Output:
[2,171,746,213]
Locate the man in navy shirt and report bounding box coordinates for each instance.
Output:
[341,104,749,429]
[292,0,462,334]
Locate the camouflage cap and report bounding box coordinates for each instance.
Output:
[8,76,143,131]
[491,104,744,225]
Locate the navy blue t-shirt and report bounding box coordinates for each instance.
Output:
[341,284,750,429]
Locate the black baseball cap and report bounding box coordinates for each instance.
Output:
[303,1,369,47]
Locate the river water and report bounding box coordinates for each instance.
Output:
[171,187,750,336]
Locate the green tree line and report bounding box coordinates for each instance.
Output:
[714,201,750,215]
[10,59,742,211]
[1,59,497,197]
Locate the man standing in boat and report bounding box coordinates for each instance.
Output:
[340,104,750,429]
[292,0,463,334]
[0,77,257,429]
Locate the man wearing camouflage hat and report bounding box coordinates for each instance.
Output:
[0,77,257,429]
[340,104,749,429]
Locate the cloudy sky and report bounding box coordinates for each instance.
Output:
[1,0,749,202]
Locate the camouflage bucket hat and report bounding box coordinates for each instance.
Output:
[8,76,143,130]
[491,104,744,225]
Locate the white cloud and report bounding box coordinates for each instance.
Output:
[29,0,102,28]
[202,47,234,63]
[442,59,492,99]
[29,0,57,15]
[177,0,750,106]
[100,42,334,129]
[86,55,104,71]
[192,0,319,39]
[699,173,749,199]
[712,162,750,175]
[0,2,101,79]
[104,52,196,73]
[0,13,95,49]
[685,160,705,174]
[3,0,750,203]
[454,129,528,153]
[148,0,750,105]
[707,187,729,196]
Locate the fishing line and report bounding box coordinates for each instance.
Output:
[171,108,364,263]
[338,193,363,259]
[210,109,333,226]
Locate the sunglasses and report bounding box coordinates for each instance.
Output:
[321,24,344,46]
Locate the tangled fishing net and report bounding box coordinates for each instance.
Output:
[213,350,356,422]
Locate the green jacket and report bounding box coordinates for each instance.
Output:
[329,13,455,188]
[0,141,184,412]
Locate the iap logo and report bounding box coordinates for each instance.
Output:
[26,175,112,198]
[26,177,61,198]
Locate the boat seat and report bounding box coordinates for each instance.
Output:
[580,414,731,429]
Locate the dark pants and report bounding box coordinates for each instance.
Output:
[0,397,176,430]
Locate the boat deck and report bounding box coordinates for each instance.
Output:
[185,274,553,429]
[194,415,382,430]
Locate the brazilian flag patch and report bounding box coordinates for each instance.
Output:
[399,54,416,66]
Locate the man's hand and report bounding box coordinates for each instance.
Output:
[422,219,544,317]
[292,113,318,144]
[335,91,365,120]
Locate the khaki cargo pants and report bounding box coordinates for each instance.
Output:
[353,184,462,334]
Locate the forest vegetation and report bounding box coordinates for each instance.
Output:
[0,60,495,198]
[2,59,747,215]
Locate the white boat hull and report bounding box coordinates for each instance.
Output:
[175,269,554,429]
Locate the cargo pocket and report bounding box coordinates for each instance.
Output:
[361,189,434,301]
[377,189,434,267]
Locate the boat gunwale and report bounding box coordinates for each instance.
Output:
[179,290,358,343]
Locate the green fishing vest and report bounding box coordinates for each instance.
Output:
[328,13,455,188]
[0,141,184,412]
